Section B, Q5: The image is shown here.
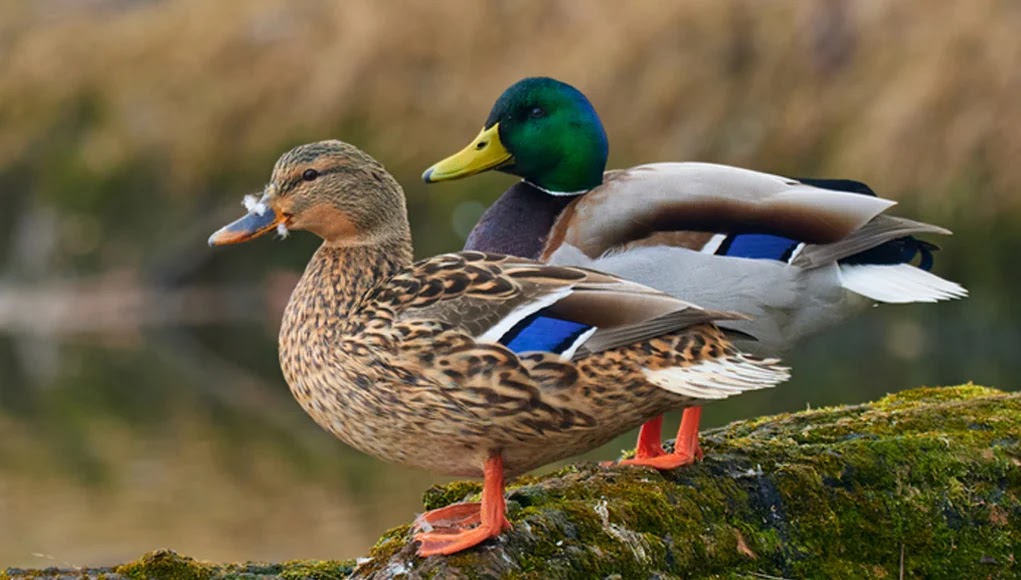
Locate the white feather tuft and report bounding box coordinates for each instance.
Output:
[839,263,968,304]
[642,356,789,400]
[276,222,290,239]
[242,194,269,216]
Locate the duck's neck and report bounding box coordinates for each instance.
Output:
[281,235,413,337]
[522,160,605,194]
[464,181,581,259]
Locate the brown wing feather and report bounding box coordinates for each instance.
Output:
[388,251,741,353]
[541,162,896,260]
[571,308,748,358]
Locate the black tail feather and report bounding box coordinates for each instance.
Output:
[795,176,939,270]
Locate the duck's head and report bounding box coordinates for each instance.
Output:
[208,140,407,247]
[423,77,609,195]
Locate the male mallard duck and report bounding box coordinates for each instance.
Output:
[207,140,790,556]
[423,77,967,470]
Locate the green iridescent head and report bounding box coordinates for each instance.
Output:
[423,77,609,195]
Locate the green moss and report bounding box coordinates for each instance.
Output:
[354,384,1019,578]
[115,550,215,580]
[278,559,354,580]
[7,385,1019,579]
[421,481,483,510]
[105,550,355,580]
[874,383,1001,408]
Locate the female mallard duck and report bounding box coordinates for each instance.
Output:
[423,76,967,470]
[207,140,790,556]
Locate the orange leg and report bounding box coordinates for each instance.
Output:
[600,415,666,466]
[616,406,704,470]
[414,453,512,556]
[680,406,704,460]
[635,415,668,459]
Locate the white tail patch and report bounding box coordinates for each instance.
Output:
[642,356,789,400]
[839,263,968,304]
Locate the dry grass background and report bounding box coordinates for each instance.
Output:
[1,0,1018,568]
[3,0,1020,226]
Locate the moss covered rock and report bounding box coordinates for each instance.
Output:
[0,550,355,580]
[4,385,1019,579]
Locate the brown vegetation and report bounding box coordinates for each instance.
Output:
[3,0,1019,221]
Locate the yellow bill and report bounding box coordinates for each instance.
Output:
[422,124,513,183]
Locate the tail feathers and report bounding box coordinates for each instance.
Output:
[789,178,948,275]
[839,232,943,271]
[642,355,790,400]
[792,215,951,269]
[795,177,878,197]
[915,240,939,271]
[839,263,968,303]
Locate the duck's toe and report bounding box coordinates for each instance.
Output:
[414,502,482,533]
[615,450,699,471]
[414,517,511,556]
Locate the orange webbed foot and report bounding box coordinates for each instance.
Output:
[414,502,482,533]
[601,415,667,467]
[414,514,512,556]
[692,440,704,461]
[616,449,699,470]
[414,453,510,557]
[606,408,705,471]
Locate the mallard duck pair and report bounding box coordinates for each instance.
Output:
[209,78,964,557]
[423,77,966,469]
[210,140,789,556]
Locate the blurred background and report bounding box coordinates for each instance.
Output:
[1,0,1017,568]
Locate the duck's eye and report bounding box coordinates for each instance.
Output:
[529,106,545,119]
[302,169,319,182]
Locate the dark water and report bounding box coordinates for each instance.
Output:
[0,225,1017,568]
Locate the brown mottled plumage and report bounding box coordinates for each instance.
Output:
[209,140,789,556]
